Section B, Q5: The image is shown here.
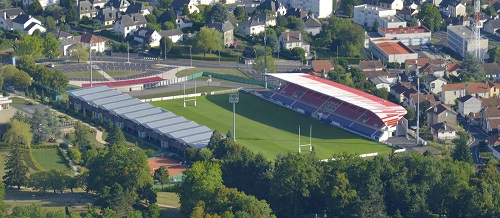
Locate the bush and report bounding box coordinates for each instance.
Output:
[145,148,156,158]
[59,143,69,149]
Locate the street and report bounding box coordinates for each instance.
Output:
[457,116,489,165]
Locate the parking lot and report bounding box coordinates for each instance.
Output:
[56,63,173,80]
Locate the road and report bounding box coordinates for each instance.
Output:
[457,116,489,165]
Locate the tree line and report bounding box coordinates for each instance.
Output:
[179,130,500,218]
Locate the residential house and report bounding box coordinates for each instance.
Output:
[256,0,286,16]
[482,63,500,81]
[423,74,447,94]
[0,8,23,31]
[457,95,482,117]
[280,0,332,18]
[113,13,147,37]
[285,7,307,19]
[310,60,334,77]
[440,83,466,105]
[78,33,107,53]
[431,122,458,140]
[22,0,59,9]
[377,0,403,10]
[206,21,234,46]
[303,16,322,36]
[484,19,500,36]
[12,14,45,35]
[390,81,416,103]
[396,7,418,21]
[60,38,78,56]
[254,13,276,26]
[405,92,436,114]
[46,30,73,39]
[176,15,193,29]
[125,2,152,15]
[487,134,500,159]
[493,2,500,13]
[89,0,107,8]
[171,0,199,15]
[481,97,500,109]
[404,58,446,76]
[444,15,470,26]
[467,82,491,98]
[427,103,458,127]
[79,1,98,19]
[134,27,161,47]
[446,63,460,77]
[369,77,392,91]
[238,16,265,36]
[446,2,466,17]
[159,29,184,43]
[480,107,500,133]
[95,8,120,26]
[105,0,130,12]
[279,30,310,56]
[359,60,384,71]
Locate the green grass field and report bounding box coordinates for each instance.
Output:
[176,67,250,78]
[138,86,231,99]
[151,92,391,160]
[31,149,70,172]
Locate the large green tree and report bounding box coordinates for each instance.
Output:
[154,166,169,188]
[2,64,31,88]
[452,137,473,164]
[3,147,29,189]
[14,34,44,59]
[458,53,485,82]
[70,44,89,63]
[159,36,173,57]
[28,0,43,16]
[487,47,500,65]
[207,3,227,22]
[317,17,364,56]
[418,4,444,32]
[253,55,277,74]
[43,33,60,61]
[0,180,6,217]
[104,124,125,147]
[194,27,223,57]
[3,119,32,147]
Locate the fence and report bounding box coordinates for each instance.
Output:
[202,72,277,89]
[141,88,241,102]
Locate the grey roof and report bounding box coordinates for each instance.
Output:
[69,86,212,148]
[106,0,130,10]
[125,2,152,14]
[117,13,147,27]
[24,23,37,31]
[0,7,23,18]
[171,0,191,9]
[238,16,265,28]
[79,1,96,14]
[481,63,500,75]
[303,16,321,28]
[256,0,283,12]
[96,8,120,22]
[12,14,30,24]
[485,19,500,28]
[47,30,73,39]
[159,29,184,37]
[134,27,156,39]
[60,38,78,47]
[206,21,234,32]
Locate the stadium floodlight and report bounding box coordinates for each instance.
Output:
[183,81,197,107]
[229,93,239,142]
[298,125,312,153]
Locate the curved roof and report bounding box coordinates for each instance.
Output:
[269,73,406,126]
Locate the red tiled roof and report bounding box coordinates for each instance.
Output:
[467,82,490,94]
[442,83,466,91]
[376,41,414,54]
[311,60,334,73]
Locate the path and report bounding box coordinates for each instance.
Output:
[95,129,106,144]
[157,204,178,209]
[91,64,115,81]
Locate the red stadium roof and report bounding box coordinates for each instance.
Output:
[270,73,406,126]
[82,77,165,88]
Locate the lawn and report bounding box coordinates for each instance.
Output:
[4,189,91,215]
[176,67,250,78]
[31,148,71,172]
[64,71,105,79]
[10,97,31,107]
[0,148,9,177]
[151,92,392,160]
[138,86,231,99]
[157,192,180,207]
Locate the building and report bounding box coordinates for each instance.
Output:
[78,33,107,53]
[113,13,147,37]
[46,30,73,39]
[404,92,436,113]
[447,25,488,59]
[238,16,265,36]
[447,2,466,18]
[310,60,334,77]
[354,4,397,28]
[379,14,407,28]
[480,98,500,109]
[79,1,98,19]
[0,95,12,110]
[171,0,199,15]
[369,39,418,63]
[482,63,500,81]
[484,19,500,36]
[159,29,184,43]
[125,2,153,15]
[176,15,193,29]
[377,26,431,46]
[359,60,384,71]
[285,7,307,19]
[255,0,286,16]
[22,0,59,9]
[427,103,458,127]
[457,95,482,117]
[12,14,45,35]
[280,0,332,18]
[0,8,23,31]
[467,82,491,98]
[60,38,78,56]
[390,81,416,103]
[303,16,322,35]
[206,21,234,46]
[480,107,500,133]
[444,15,470,26]
[134,27,161,47]
[431,122,458,140]
[423,74,447,94]
[95,8,120,26]
[440,83,466,105]
[397,7,418,21]
[377,0,403,10]
[487,134,500,159]
[279,30,310,56]
[105,0,130,12]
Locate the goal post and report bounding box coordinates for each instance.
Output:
[298,125,312,153]
[183,81,197,107]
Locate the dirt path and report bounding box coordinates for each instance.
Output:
[157,204,178,209]
[95,129,106,144]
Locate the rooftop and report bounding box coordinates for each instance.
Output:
[374,41,414,55]
[379,26,431,35]
[442,83,466,91]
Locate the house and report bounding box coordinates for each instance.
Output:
[113,13,147,37]
[176,15,193,29]
[0,95,12,110]
[431,122,458,140]
[377,0,403,10]
[423,74,447,94]
[457,95,482,117]
[254,13,276,26]
[484,19,500,35]
[134,27,161,47]
[60,38,78,56]
[12,14,45,35]
[404,58,446,76]
[440,83,466,105]
[46,30,73,39]
[280,0,332,18]
[444,15,470,26]
[446,2,466,18]
[79,1,98,19]
[89,0,107,8]
[480,107,500,133]
[427,103,458,127]
[376,26,432,46]
[279,30,310,56]
[125,2,152,15]
[481,97,500,109]
[95,8,120,26]
[0,8,23,31]
[446,63,460,77]
[405,92,436,113]
[467,82,491,98]
[368,39,418,64]
[396,7,418,21]
[171,0,199,15]
[256,0,286,16]
[105,0,130,12]
[390,81,416,103]
[159,29,184,43]
[303,16,322,36]
[22,0,59,9]
[206,21,234,46]
[238,17,265,36]
[285,7,307,19]
[310,60,334,77]
[359,60,384,71]
[78,33,107,53]
[482,63,500,81]
[487,134,500,159]
[369,77,392,91]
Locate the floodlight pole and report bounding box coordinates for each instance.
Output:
[189,45,192,67]
[264,27,268,89]
[416,73,420,146]
[229,93,239,142]
[127,41,130,63]
[90,40,93,87]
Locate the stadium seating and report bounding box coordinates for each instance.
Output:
[298,91,330,108]
[281,84,308,98]
[373,131,384,140]
[260,91,275,99]
[326,113,353,127]
[292,101,317,115]
[350,123,377,137]
[271,93,295,106]
[334,104,366,121]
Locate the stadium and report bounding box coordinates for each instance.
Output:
[259,73,407,142]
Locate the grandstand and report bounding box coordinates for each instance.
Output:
[260,74,407,141]
[68,85,213,150]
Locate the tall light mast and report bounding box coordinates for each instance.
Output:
[470,0,482,62]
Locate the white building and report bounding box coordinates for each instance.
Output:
[354,4,398,28]
[279,30,310,56]
[0,8,24,31]
[78,33,107,53]
[377,26,431,46]
[446,25,488,59]
[279,0,331,18]
[159,29,184,43]
[369,39,418,63]
[238,17,265,36]
[113,13,147,37]
[0,95,12,110]
[134,27,161,47]
[176,15,193,29]
[12,14,45,35]
[23,0,59,9]
[379,14,407,28]
[377,0,403,10]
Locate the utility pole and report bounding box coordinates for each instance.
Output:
[90,40,93,87]
[416,72,420,146]
[264,27,268,89]
[164,37,167,60]
[127,41,130,63]
[189,45,192,67]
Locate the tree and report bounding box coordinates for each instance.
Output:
[10,204,47,217]
[43,33,60,61]
[154,166,170,188]
[339,0,361,16]
[405,107,416,123]
[105,124,125,147]
[317,17,364,56]
[287,16,305,31]
[160,36,173,57]
[0,180,6,217]
[2,65,31,88]
[195,27,223,57]
[30,107,50,144]
[207,3,228,22]
[371,19,379,32]
[418,4,443,32]
[3,119,32,147]
[183,4,190,15]
[291,47,306,60]
[17,55,36,73]
[484,5,498,16]
[487,47,500,65]
[158,0,172,9]
[266,30,280,53]
[74,121,89,147]
[3,147,29,189]
[15,34,43,58]
[452,137,473,164]
[52,69,68,93]
[0,0,10,9]
[43,16,57,31]
[458,53,485,82]
[70,44,89,63]
[233,6,246,21]
[40,89,45,103]
[28,0,43,16]
[253,55,277,73]
[162,21,175,30]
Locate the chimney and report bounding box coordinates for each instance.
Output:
[444,124,447,130]
[287,33,289,41]
[298,32,301,41]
